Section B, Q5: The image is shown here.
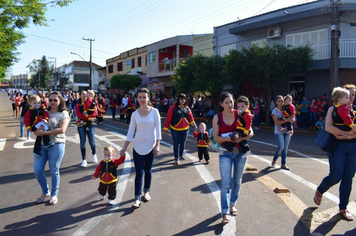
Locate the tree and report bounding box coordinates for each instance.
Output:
[27,55,53,88]
[0,0,76,77]
[226,43,314,125]
[110,74,142,91]
[172,54,236,112]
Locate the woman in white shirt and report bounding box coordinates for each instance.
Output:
[120,88,161,208]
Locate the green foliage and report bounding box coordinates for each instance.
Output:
[27,55,53,88]
[110,74,142,91]
[172,54,232,112]
[0,1,76,75]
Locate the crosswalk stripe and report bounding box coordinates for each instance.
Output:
[0,139,6,151]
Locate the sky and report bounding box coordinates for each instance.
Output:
[8,0,317,77]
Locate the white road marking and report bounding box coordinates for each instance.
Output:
[0,139,6,151]
[66,133,80,144]
[71,132,132,236]
[13,139,35,149]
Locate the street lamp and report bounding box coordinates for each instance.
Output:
[71,52,92,89]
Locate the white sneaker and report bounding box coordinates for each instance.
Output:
[100,195,104,201]
[108,200,114,205]
[132,200,141,208]
[144,192,151,201]
[81,160,87,168]
[93,154,98,163]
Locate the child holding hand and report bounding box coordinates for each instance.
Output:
[92,146,125,205]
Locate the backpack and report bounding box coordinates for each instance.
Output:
[208,114,221,151]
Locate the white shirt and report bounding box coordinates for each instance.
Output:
[126,108,162,155]
[122,97,128,107]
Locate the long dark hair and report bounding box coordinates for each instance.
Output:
[219,92,233,112]
[175,93,187,106]
[48,91,67,112]
[22,94,29,103]
[136,88,153,108]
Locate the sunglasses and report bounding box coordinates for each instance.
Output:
[49,98,59,102]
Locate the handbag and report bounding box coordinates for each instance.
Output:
[313,128,339,152]
[209,113,221,152]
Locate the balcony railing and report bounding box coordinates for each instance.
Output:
[158,58,185,72]
[309,39,356,60]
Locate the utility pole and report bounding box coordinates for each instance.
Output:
[330,0,340,96]
[82,37,95,90]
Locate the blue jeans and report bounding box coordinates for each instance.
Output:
[33,143,65,196]
[309,112,317,127]
[77,124,96,160]
[317,142,356,210]
[170,129,189,162]
[111,107,116,120]
[133,149,155,200]
[253,113,260,128]
[273,133,292,166]
[219,151,248,214]
[20,116,30,138]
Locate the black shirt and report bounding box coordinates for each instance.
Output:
[20,101,30,117]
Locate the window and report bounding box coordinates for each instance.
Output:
[131,58,135,69]
[251,39,267,47]
[182,49,189,59]
[117,62,123,71]
[108,65,113,73]
[138,57,142,67]
[149,52,156,62]
[145,55,147,66]
[286,29,327,46]
[219,43,236,56]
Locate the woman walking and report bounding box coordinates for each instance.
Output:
[75,90,98,167]
[18,94,30,139]
[212,92,254,224]
[314,84,356,221]
[33,91,69,205]
[163,93,198,165]
[120,88,161,208]
[271,95,295,170]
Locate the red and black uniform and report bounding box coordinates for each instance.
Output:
[281,103,296,131]
[75,101,98,126]
[193,130,211,161]
[119,106,127,121]
[235,110,253,154]
[110,97,119,120]
[97,98,106,123]
[332,104,354,131]
[93,156,125,200]
[24,107,51,155]
[126,98,136,124]
[163,105,195,131]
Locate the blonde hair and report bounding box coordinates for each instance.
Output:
[87,90,95,97]
[343,84,355,90]
[104,146,115,155]
[29,94,40,102]
[284,94,293,101]
[199,122,206,128]
[332,87,349,104]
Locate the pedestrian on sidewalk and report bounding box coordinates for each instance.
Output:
[75,90,98,168]
[271,95,295,170]
[163,93,198,165]
[314,84,356,221]
[212,92,254,225]
[33,91,69,205]
[120,88,161,208]
[92,146,125,205]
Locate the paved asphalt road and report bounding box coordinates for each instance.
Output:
[0,91,355,236]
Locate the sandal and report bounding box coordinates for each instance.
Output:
[340,209,354,221]
[222,214,230,224]
[49,196,58,205]
[230,206,238,216]
[36,193,50,204]
[314,189,322,205]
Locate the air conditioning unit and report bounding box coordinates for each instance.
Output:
[267,27,281,39]
[160,48,168,53]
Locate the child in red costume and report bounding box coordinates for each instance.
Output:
[92,146,125,205]
[193,122,211,164]
[280,95,296,134]
[78,90,97,126]
[24,95,54,156]
[331,87,356,133]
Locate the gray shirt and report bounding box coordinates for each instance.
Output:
[272,108,287,134]
[48,111,69,143]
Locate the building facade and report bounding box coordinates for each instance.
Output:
[10,74,29,89]
[214,0,356,100]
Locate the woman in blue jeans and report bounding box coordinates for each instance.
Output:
[120,88,161,208]
[75,90,98,168]
[18,94,30,139]
[212,92,254,224]
[314,84,356,221]
[33,91,69,205]
[271,95,295,170]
